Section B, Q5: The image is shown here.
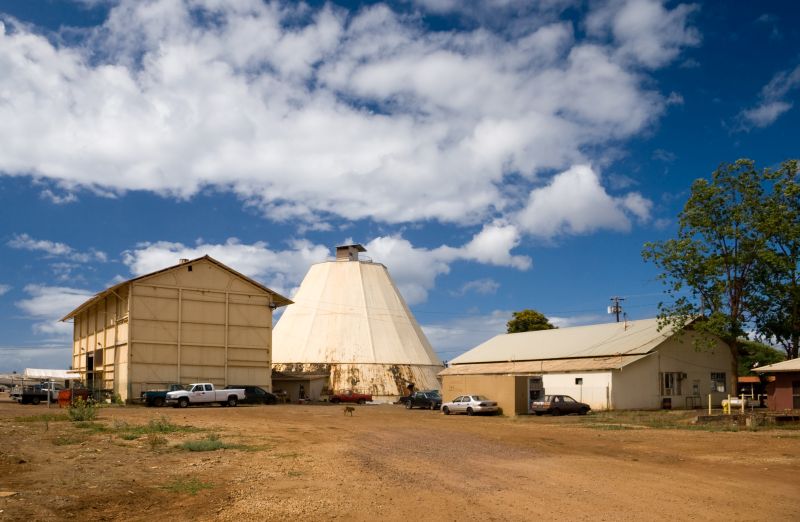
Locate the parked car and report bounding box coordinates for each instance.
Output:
[529,394,590,416]
[330,390,372,404]
[225,385,277,405]
[441,395,499,416]
[405,390,442,410]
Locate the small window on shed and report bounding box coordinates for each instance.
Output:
[188,265,193,272]
[575,378,583,385]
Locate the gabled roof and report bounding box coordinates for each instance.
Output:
[753,358,800,373]
[61,255,292,321]
[448,318,673,366]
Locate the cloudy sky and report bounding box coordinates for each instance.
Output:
[0,0,798,371]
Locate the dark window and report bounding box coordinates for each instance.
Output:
[188,265,193,272]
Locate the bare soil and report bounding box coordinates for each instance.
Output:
[0,395,798,521]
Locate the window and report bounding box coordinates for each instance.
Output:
[204,384,213,391]
[563,396,576,403]
[661,372,682,396]
[710,372,726,393]
[575,377,583,385]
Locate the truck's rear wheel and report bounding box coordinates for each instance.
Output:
[154,397,165,407]
[178,397,189,408]
[227,396,238,407]
[31,397,41,405]
[330,398,340,404]
[357,399,366,405]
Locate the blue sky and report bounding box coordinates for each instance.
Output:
[0,0,798,372]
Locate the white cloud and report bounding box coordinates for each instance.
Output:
[422,310,511,362]
[0,345,73,373]
[738,64,800,129]
[365,228,531,304]
[122,238,331,298]
[0,0,690,235]
[586,0,700,69]
[40,189,78,204]
[740,101,793,129]
[8,233,107,263]
[15,284,95,337]
[123,230,531,306]
[453,278,500,296]
[0,284,10,296]
[515,165,651,239]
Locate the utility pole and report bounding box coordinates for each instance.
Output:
[609,296,625,322]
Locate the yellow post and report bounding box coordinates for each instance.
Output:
[708,394,712,415]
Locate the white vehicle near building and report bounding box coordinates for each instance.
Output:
[165,383,245,408]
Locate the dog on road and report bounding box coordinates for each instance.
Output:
[343,405,355,416]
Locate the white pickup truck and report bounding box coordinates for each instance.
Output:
[165,383,245,408]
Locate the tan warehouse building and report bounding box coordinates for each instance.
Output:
[441,318,734,415]
[62,256,291,402]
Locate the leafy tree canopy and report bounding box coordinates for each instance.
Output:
[507,309,557,333]
[643,158,800,369]
[737,339,785,376]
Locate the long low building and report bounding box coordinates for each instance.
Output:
[440,318,734,415]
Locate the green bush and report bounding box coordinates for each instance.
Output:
[68,398,98,422]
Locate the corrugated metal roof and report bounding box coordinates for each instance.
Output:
[61,255,292,321]
[439,353,652,376]
[753,358,800,373]
[449,318,671,365]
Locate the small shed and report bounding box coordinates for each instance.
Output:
[754,359,800,411]
[440,318,734,415]
[61,256,291,402]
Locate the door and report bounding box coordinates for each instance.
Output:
[452,396,465,413]
[190,385,209,402]
[793,381,800,410]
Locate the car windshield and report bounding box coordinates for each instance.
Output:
[471,395,489,401]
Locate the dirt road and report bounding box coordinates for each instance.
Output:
[1,398,797,521]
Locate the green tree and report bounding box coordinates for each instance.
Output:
[737,339,785,376]
[507,309,556,333]
[752,160,800,359]
[642,159,769,376]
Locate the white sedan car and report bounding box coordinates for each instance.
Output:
[441,395,499,416]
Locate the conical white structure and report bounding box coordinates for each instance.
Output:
[272,245,443,401]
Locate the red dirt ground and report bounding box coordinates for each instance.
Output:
[0,395,798,521]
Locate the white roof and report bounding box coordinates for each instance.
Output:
[449,318,672,365]
[24,368,80,380]
[273,260,442,366]
[753,358,800,373]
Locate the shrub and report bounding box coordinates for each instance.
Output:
[68,398,98,422]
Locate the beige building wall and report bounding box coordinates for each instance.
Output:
[71,286,130,398]
[651,330,733,409]
[70,258,280,402]
[542,372,613,410]
[441,374,523,415]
